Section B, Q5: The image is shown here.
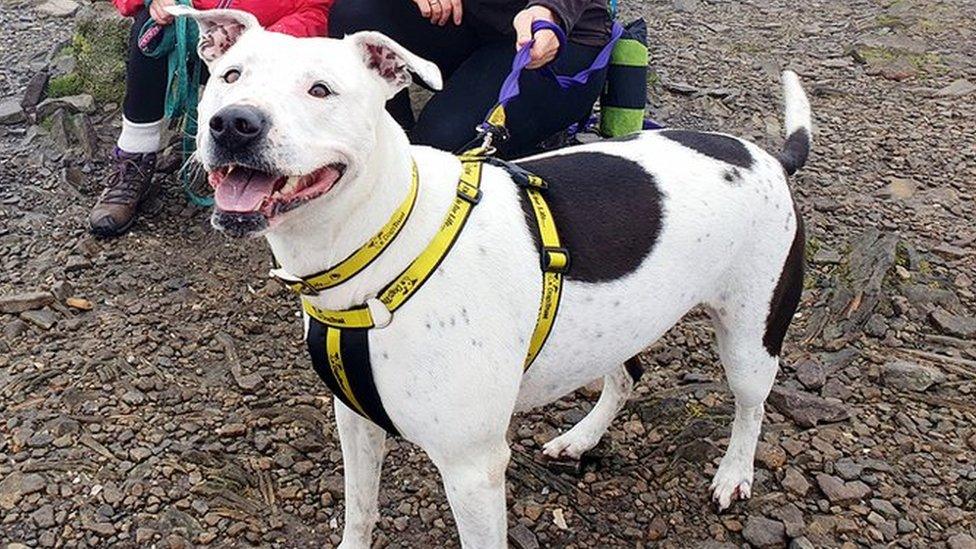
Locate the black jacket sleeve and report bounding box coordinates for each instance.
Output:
[529,0,600,34]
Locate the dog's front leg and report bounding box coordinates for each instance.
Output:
[542,359,641,460]
[431,441,511,548]
[334,400,387,549]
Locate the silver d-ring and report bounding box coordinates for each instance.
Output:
[366,297,393,329]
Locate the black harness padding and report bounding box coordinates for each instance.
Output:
[306,317,401,436]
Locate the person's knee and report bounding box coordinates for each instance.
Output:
[128,7,149,49]
[329,0,385,37]
[410,116,474,153]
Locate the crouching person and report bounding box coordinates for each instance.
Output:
[90,0,333,237]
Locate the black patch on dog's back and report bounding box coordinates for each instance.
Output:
[763,204,805,356]
[516,152,664,283]
[660,130,754,169]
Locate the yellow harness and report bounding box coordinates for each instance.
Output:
[275,154,566,433]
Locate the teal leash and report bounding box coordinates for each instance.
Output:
[138,0,212,206]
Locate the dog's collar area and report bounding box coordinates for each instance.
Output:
[269,162,421,295]
[300,158,487,330]
[300,152,568,369]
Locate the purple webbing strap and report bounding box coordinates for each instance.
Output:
[490,20,624,117]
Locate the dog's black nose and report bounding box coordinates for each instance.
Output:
[209,105,268,150]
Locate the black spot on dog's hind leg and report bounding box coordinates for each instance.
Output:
[624,356,645,383]
[762,204,805,357]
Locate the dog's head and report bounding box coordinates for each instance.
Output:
[170,7,442,237]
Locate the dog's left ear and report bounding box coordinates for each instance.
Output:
[166,6,260,64]
[347,32,443,98]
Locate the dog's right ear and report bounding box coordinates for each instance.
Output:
[166,6,260,65]
[347,31,443,98]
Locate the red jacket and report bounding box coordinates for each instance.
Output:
[113,0,332,38]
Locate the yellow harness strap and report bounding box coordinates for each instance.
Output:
[302,159,484,329]
[277,163,420,294]
[325,327,368,417]
[522,185,566,370]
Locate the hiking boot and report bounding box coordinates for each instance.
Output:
[88,148,158,237]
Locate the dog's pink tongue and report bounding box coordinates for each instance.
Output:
[214,170,278,212]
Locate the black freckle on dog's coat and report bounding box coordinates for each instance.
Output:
[723,168,742,185]
[660,130,754,169]
[763,203,805,356]
[516,152,664,283]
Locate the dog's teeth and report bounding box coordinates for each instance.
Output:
[281,176,301,195]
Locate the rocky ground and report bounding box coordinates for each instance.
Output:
[2,0,976,547]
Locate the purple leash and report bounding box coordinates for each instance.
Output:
[467,20,624,154]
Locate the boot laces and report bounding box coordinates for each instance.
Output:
[101,157,151,205]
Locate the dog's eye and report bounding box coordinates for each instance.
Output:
[223,69,241,83]
[308,83,332,99]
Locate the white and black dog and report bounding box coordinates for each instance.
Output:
[172,7,811,547]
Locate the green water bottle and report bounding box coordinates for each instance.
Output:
[600,18,649,137]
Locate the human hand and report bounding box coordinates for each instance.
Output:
[513,5,560,69]
[413,0,463,26]
[150,0,177,25]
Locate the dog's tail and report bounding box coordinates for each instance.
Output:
[777,70,812,176]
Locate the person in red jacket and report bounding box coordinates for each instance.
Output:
[90,0,332,238]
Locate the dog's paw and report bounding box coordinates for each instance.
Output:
[710,462,754,512]
[542,430,599,460]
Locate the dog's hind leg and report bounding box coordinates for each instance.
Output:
[542,357,642,460]
[708,214,804,511]
[707,322,778,512]
[430,441,511,548]
[335,401,387,549]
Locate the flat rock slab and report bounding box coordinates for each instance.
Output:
[509,524,540,549]
[21,71,49,111]
[880,177,917,200]
[929,308,976,338]
[742,516,787,548]
[0,291,54,314]
[36,0,79,17]
[881,360,946,392]
[817,474,871,504]
[0,98,26,125]
[795,358,827,390]
[20,309,57,330]
[0,472,46,510]
[782,467,811,496]
[853,34,929,56]
[947,533,976,549]
[768,386,850,428]
[769,503,806,538]
[36,94,95,119]
[937,79,976,97]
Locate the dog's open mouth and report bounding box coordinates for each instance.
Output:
[208,163,346,218]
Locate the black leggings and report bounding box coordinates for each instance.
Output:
[123,8,208,123]
[329,0,608,158]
